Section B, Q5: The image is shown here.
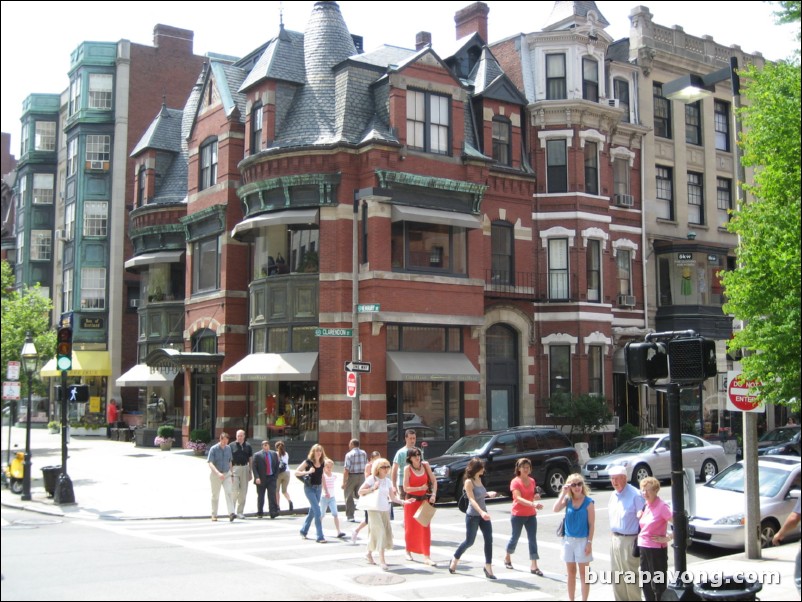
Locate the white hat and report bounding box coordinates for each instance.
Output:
[608,466,627,477]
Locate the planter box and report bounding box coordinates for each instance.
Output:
[70,426,107,437]
[135,428,182,448]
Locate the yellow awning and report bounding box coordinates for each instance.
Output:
[40,351,111,378]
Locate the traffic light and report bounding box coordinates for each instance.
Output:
[626,341,669,386]
[626,336,717,387]
[56,327,73,371]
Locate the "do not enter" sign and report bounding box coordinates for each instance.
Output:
[726,371,764,413]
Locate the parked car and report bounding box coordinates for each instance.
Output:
[688,455,801,549]
[737,426,801,460]
[387,424,439,442]
[582,433,728,487]
[427,426,580,501]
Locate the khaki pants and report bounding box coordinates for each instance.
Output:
[210,470,234,517]
[611,534,641,601]
[231,464,250,514]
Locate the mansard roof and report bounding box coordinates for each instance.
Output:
[238,26,306,92]
[131,105,183,156]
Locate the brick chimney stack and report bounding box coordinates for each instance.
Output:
[455,2,489,41]
[153,24,194,53]
[415,31,432,50]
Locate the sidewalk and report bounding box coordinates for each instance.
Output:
[2,425,799,600]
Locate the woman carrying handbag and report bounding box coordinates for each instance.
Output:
[402,447,437,566]
[358,457,402,570]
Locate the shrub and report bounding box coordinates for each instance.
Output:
[156,424,175,439]
[189,428,211,443]
[617,422,640,446]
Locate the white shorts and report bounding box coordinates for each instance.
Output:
[561,536,593,563]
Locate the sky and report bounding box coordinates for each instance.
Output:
[1,1,798,155]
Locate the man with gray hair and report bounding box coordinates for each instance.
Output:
[608,465,644,600]
[207,432,235,521]
[342,439,367,522]
[230,429,253,518]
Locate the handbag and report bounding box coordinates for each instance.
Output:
[556,517,565,537]
[632,536,640,558]
[296,473,311,485]
[278,461,287,472]
[413,500,437,527]
[457,491,469,513]
[356,490,382,512]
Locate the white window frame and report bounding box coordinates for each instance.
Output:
[199,139,218,191]
[688,171,704,225]
[63,268,73,312]
[33,173,54,205]
[85,135,111,164]
[30,230,52,261]
[88,74,113,110]
[80,267,106,310]
[35,121,57,151]
[406,89,450,155]
[83,201,108,237]
[67,138,78,176]
[656,165,674,220]
[65,203,76,240]
[69,76,81,116]
[548,238,569,300]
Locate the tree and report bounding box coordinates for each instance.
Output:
[547,392,612,440]
[1,260,56,396]
[721,54,801,410]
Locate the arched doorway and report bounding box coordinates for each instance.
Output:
[486,323,519,430]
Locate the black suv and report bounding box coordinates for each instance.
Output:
[428,426,580,501]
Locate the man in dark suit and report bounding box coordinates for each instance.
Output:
[253,440,280,518]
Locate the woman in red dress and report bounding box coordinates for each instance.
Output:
[403,447,437,565]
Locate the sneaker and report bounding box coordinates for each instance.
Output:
[351,529,359,545]
[211,516,218,522]
[237,513,245,519]
[229,513,236,522]
[337,532,347,539]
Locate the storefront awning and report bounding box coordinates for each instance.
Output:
[231,209,319,241]
[386,351,480,382]
[391,205,481,229]
[144,348,224,373]
[124,250,185,272]
[116,364,180,387]
[40,351,111,378]
[220,352,319,382]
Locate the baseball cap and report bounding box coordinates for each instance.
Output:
[608,466,627,477]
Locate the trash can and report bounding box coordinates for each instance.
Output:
[41,465,62,498]
[693,575,762,601]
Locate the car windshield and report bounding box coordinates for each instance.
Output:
[759,428,798,443]
[445,434,494,455]
[610,437,656,454]
[706,462,790,497]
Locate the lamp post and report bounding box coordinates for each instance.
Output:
[20,332,38,501]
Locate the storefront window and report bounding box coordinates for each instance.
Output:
[386,381,461,442]
[254,381,318,442]
[657,251,726,306]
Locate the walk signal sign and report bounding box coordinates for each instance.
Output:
[57,327,73,371]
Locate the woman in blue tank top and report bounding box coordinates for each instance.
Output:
[552,473,595,601]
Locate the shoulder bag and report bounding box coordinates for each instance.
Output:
[457,491,469,513]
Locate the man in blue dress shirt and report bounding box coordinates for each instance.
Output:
[608,465,644,600]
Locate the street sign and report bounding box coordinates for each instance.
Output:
[315,328,353,337]
[346,371,357,398]
[2,382,21,400]
[357,304,380,313]
[7,361,20,381]
[726,371,764,413]
[344,360,371,373]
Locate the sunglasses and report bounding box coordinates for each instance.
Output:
[379,464,391,469]
[569,483,584,487]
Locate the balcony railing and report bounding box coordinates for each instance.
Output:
[484,270,537,300]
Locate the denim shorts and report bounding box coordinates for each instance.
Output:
[561,536,593,563]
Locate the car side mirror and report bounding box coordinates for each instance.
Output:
[788,489,801,500]
[488,447,503,457]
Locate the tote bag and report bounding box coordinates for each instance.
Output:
[356,490,382,512]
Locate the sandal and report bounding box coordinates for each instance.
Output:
[531,568,544,576]
[366,553,376,565]
[504,558,513,570]
[405,552,414,561]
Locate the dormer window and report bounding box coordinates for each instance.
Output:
[406,90,450,155]
[491,117,511,165]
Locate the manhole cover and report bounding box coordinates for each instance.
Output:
[354,573,406,586]
[15,518,63,526]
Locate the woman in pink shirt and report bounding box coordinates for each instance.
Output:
[638,476,673,601]
[504,458,544,575]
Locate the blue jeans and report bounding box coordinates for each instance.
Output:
[506,514,539,559]
[454,514,493,563]
[301,484,324,540]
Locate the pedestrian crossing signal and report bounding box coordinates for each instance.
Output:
[57,327,72,371]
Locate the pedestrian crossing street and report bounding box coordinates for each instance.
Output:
[81,514,575,601]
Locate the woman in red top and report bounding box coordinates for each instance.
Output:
[504,458,544,575]
[402,447,437,565]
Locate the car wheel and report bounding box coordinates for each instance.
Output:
[544,468,567,497]
[759,519,780,548]
[631,464,651,485]
[700,459,718,482]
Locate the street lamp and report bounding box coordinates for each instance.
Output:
[664,55,761,561]
[20,332,38,501]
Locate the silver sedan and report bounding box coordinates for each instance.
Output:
[582,433,729,486]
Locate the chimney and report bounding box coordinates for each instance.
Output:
[455,2,489,42]
[415,31,432,50]
[153,24,194,54]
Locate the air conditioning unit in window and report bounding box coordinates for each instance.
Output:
[603,98,620,108]
[89,160,104,170]
[129,298,140,309]
[618,294,636,307]
[614,193,634,207]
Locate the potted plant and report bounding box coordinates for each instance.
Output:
[300,250,318,273]
[155,425,175,451]
[48,420,61,434]
[187,428,211,456]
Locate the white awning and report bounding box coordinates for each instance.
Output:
[116,364,180,387]
[124,250,185,271]
[220,352,319,382]
[386,351,480,382]
[231,209,320,240]
[390,205,481,229]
